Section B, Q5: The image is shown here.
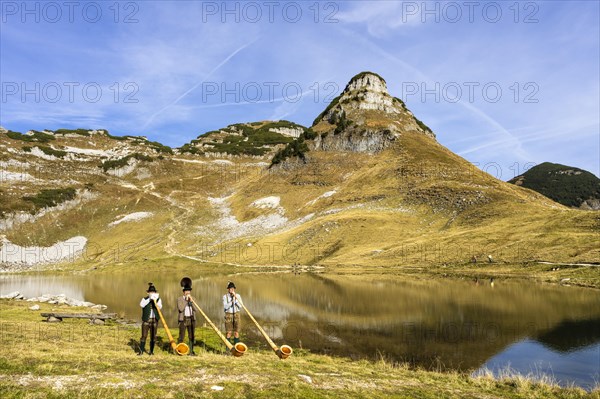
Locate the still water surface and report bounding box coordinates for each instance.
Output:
[1,272,598,389]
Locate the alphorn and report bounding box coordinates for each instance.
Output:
[152,299,189,355]
[180,277,247,357]
[241,302,292,359]
[189,297,247,357]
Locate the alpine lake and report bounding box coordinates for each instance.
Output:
[1,269,599,390]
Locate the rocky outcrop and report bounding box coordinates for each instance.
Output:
[311,128,398,152]
[338,72,400,114]
[310,72,435,154]
[580,198,600,210]
[269,126,303,138]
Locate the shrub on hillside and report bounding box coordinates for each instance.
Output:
[100,153,153,172]
[6,130,55,143]
[53,129,91,136]
[22,188,77,211]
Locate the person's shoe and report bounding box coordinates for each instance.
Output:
[138,340,146,355]
[149,340,155,355]
[188,341,196,356]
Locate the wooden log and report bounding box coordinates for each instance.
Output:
[40,312,116,321]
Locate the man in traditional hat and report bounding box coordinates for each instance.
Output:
[139,282,162,355]
[177,281,196,356]
[223,281,243,345]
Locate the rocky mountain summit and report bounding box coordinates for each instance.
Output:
[309,72,434,153]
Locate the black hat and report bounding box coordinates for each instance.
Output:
[147,282,157,292]
[180,277,192,292]
[227,281,236,289]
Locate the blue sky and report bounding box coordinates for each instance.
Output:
[1,1,599,178]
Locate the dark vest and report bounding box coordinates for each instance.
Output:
[142,297,158,322]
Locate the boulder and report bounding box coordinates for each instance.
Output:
[29,304,40,311]
[0,291,20,299]
[66,299,84,307]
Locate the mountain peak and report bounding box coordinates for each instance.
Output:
[345,71,388,94]
[337,71,399,115]
[308,72,435,153]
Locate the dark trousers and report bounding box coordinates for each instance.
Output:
[178,317,195,343]
[141,319,158,341]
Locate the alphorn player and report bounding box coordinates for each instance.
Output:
[139,282,162,355]
[223,281,243,345]
[178,278,197,356]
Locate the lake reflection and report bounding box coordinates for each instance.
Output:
[1,272,599,388]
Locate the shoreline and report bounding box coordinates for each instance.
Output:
[2,259,597,290]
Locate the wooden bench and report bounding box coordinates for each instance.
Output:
[41,312,117,322]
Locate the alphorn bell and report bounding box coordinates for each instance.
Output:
[180,277,247,357]
[241,302,292,359]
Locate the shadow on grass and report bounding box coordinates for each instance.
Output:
[126,334,229,356]
[127,338,141,354]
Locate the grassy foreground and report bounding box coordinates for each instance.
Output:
[0,301,597,399]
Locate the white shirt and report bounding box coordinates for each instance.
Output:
[183,298,193,317]
[223,293,243,313]
[140,296,162,318]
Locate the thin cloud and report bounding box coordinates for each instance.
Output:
[337,2,422,37]
[141,38,259,129]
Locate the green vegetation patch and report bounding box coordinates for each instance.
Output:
[36,145,68,158]
[179,143,202,155]
[413,115,433,134]
[53,128,91,136]
[22,188,77,210]
[194,121,305,157]
[312,94,343,126]
[393,96,406,107]
[146,140,173,154]
[102,130,128,141]
[100,153,153,172]
[6,130,55,143]
[205,142,270,156]
[270,129,315,166]
[508,162,600,207]
[330,110,352,135]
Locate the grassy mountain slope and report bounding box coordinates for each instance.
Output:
[1,73,598,272]
[212,130,598,267]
